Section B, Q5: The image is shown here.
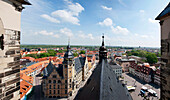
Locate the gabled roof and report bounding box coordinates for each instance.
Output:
[74,58,83,73]
[75,59,132,100]
[79,57,86,67]
[42,61,64,79]
[155,2,170,20]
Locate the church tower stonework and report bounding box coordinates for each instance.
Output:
[62,42,74,97]
[99,34,107,62]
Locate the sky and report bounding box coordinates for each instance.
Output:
[21,0,169,47]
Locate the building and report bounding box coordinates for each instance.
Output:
[154,68,160,85]
[0,0,31,99]
[110,63,122,78]
[42,43,74,98]
[20,73,33,100]
[118,59,136,72]
[75,35,132,100]
[73,58,83,89]
[129,62,137,75]
[155,2,170,99]
[20,57,35,66]
[80,57,89,81]
[129,63,154,83]
[87,54,96,71]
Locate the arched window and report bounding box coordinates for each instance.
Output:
[49,80,51,83]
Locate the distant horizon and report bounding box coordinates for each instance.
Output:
[21,44,160,49]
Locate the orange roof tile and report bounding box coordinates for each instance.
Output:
[21,57,35,61]
[20,80,33,99]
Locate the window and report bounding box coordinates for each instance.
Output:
[58,85,60,89]
[0,34,4,50]
[65,90,67,94]
[65,80,67,83]
[65,85,67,89]
[70,79,71,82]
[53,80,56,83]
[58,80,61,83]
[49,80,51,83]
[69,84,71,88]
[53,90,56,94]
[49,85,51,89]
[58,90,60,94]
[49,90,51,94]
[53,85,55,89]
[53,75,57,78]
[70,71,71,73]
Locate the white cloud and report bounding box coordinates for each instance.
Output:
[101,5,112,10]
[88,34,94,40]
[98,18,113,26]
[118,0,126,7]
[134,33,139,36]
[59,28,73,37]
[111,26,129,35]
[139,10,145,13]
[78,31,94,40]
[68,3,84,16]
[54,34,60,38]
[141,35,149,38]
[41,1,84,25]
[51,10,80,25]
[41,14,60,23]
[148,18,158,24]
[35,30,54,35]
[35,30,60,38]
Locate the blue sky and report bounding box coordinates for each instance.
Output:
[21,0,169,47]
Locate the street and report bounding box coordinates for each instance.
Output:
[122,73,160,100]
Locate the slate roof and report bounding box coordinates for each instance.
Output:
[42,61,64,79]
[74,58,83,73]
[64,44,74,59]
[110,64,122,69]
[79,57,86,67]
[75,59,132,100]
[155,2,170,20]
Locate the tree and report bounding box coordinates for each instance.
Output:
[126,51,132,56]
[58,50,63,53]
[25,54,38,59]
[73,53,78,57]
[80,50,86,54]
[146,53,158,64]
[47,49,56,56]
[40,53,50,58]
